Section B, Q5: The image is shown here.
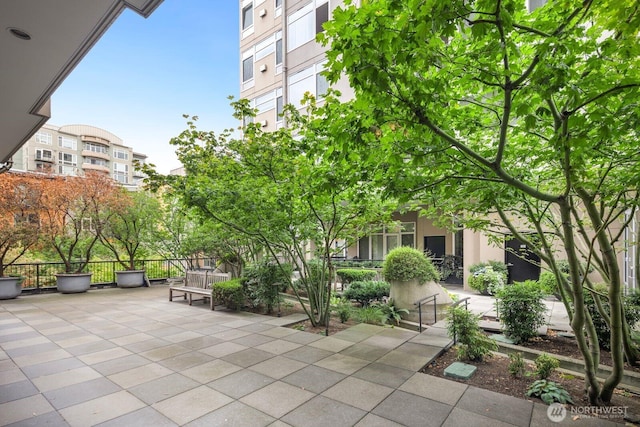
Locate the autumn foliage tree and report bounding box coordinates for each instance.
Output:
[38,172,118,273]
[0,173,44,277]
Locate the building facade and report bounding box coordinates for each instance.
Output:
[12,124,147,189]
[240,1,638,292]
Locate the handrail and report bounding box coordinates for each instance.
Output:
[414,293,438,332]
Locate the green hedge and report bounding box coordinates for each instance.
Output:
[212,279,245,310]
[382,247,440,283]
[343,280,390,307]
[336,269,378,285]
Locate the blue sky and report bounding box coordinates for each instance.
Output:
[51,0,239,174]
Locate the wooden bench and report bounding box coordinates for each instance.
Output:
[168,270,231,310]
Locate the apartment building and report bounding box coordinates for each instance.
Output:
[238,1,638,291]
[239,0,353,130]
[12,124,147,189]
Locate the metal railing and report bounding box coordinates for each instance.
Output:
[5,258,214,293]
[415,293,438,332]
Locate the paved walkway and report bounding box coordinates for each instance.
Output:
[0,285,609,426]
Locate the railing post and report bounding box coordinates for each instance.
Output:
[36,264,40,291]
[418,304,423,333]
[433,294,437,324]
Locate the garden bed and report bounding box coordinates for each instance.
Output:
[422,347,640,424]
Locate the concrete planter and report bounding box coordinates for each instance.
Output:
[55,273,92,293]
[115,270,145,288]
[389,278,453,324]
[0,276,22,299]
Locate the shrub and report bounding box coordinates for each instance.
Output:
[538,271,562,297]
[469,260,508,276]
[526,379,573,404]
[336,269,377,285]
[382,247,440,283]
[342,280,390,307]
[508,352,526,378]
[535,353,560,379]
[243,260,292,314]
[446,305,497,361]
[495,281,547,344]
[330,295,353,323]
[378,298,409,326]
[212,279,245,310]
[468,264,507,295]
[584,284,640,351]
[356,305,387,325]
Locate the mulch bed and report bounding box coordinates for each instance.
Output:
[422,343,640,424]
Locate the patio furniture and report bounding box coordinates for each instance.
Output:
[169,270,231,310]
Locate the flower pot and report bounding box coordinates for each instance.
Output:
[115,270,145,288]
[389,279,453,324]
[0,276,22,300]
[55,273,92,293]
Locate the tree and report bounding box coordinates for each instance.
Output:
[98,189,160,270]
[145,104,392,327]
[39,172,118,273]
[0,173,44,277]
[320,0,640,404]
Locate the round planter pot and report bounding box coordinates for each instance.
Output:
[55,273,92,294]
[389,279,454,324]
[115,270,145,288]
[0,276,22,300]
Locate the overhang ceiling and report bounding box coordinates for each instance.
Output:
[0,0,164,164]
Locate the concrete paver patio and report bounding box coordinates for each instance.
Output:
[0,285,608,426]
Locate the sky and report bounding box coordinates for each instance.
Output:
[50,0,239,174]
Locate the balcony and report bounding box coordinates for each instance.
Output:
[81,163,109,174]
[81,150,110,161]
[81,135,110,145]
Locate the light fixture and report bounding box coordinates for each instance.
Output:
[8,27,31,40]
[259,64,268,72]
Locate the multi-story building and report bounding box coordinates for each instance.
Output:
[240,1,638,291]
[239,0,353,131]
[12,124,147,189]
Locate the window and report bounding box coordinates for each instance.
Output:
[35,149,52,161]
[243,56,254,81]
[275,37,283,66]
[242,3,253,30]
[275,0,282,16]
[35,131,52,145]
[287,62,328,108]
[287,1,329,51]
[255,91,276,114]
[357,222,416,260]
[84,158,108,167]
[84,142,108,154]
[59,152,77,165]
[316,2,329,33]
[113,162,128,184]
[14,213,39,226]
[58,165,77,176]
[276,95,284,121]
[288,4,314,51]
[58,136,77,150]
[316,71,329,99]
[255,37,274,61]
[242,53,254,88]
[113,149,129,160]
